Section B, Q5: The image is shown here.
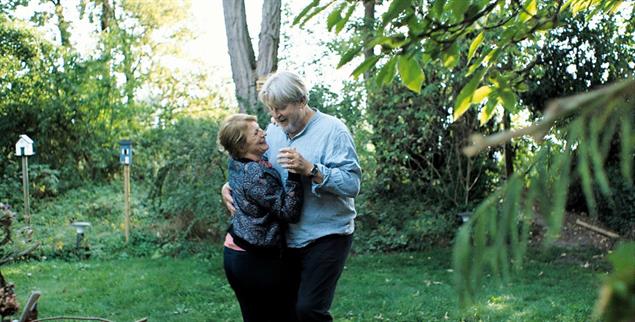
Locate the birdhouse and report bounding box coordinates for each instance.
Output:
[119,140,132,165]
[15,134,35,156]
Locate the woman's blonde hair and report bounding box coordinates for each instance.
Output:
[258,71,307,111]
[218,114,258,159]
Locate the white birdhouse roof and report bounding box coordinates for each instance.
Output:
[17,135,33,145]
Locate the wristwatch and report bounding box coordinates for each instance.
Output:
[309,164,319,177]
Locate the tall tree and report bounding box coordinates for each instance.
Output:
[223,0,281,113]
[51,0,71,47]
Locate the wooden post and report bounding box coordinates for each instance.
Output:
[123,164,131,243]
[21,155,30,225]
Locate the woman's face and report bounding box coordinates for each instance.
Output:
[242,121,268,160]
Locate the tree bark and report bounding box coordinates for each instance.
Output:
[363,0,375,81]
[256,0,280,79]
[223,0,280,113]
[100,0,112,32]
[51,0,71,47]
[503,109,514,178]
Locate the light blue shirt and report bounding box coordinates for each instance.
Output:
[265,110,361,248]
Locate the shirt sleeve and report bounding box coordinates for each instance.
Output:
[312,129,361,198]
[243,163,303,223]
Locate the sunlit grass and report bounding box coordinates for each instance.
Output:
[3,247,601,321]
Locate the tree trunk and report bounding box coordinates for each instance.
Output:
[256,0,280,79]
[51,0,71,47]
[223,0,280,113]
[503,109,514,178]
[100,0,112,32]
[362,0,375,81]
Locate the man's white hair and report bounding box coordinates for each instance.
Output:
[258,71,308,110]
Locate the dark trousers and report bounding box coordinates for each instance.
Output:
[223,247,285,322]
[284,234,353,322]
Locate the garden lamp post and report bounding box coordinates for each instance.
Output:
[71,221,91,258]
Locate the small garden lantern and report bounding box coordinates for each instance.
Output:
[70,221,91,256]
[119,140,132,165]
[458,211,472,224]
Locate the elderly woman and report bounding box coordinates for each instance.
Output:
[218,113,303,322]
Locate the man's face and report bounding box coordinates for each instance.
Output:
[269,102,305,135]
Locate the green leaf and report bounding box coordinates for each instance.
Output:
[298,2,336,28]
[397,55,425,93]
[621,117,633,182]
[453,68,488,120]
[499,89,517,111]
[442,42,460,68]
[575,123,598,216]
[351,55,380,78]
[337,46,363,68]
[293,0,320,26]
[335,4,356,34]
[370,35,409,49]
[519,0,537,22]
[383,0,411,25]
[431,0,447,18]
[479,97,498,125]
[376,56,398,86]
[448,0,469,21]
[526,0,538,15]
[466,55,485,76]
[589,116,611,196]
[327,3,345,32]
[472,86,492,103]
[483,48,501,66]
[467,32,484,65]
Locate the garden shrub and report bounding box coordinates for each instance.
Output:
[354,188,460,253]
[596,166,635,239]
[146,117,229,246]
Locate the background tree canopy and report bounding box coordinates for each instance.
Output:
[0,1,633,320]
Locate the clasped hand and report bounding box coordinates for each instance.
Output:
[276,147,311,176]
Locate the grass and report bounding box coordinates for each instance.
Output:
[3,247,603,322]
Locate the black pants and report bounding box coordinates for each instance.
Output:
[284,234,353,322]
[223,247,286,322]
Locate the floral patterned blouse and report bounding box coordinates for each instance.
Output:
[227,158,303,253]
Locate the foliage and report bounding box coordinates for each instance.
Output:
[595,165,635,239]
[0,203,38,278]
[0,17,141,187]
[146,117,229,247]
[522,14,635,114]
[454,80,634,307]
[296,0,627,123]
[309,76,498,250]
[593,242,635,322]
[3,247,603,321]
[365,81,499,205]
[355,191,459,252]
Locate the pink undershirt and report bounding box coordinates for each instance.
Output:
[224,233,245,251]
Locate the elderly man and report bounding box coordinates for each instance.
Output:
[223,71,361,321]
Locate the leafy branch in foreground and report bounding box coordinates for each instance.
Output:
[452,79,634,321]
[295,0,628,123]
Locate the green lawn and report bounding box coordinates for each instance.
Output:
[3,247,602,321]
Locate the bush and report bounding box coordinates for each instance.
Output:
[596,166,635,239]
[354,190,459,253]
[145,117,229,245]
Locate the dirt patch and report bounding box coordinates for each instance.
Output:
[532,212,620,251]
